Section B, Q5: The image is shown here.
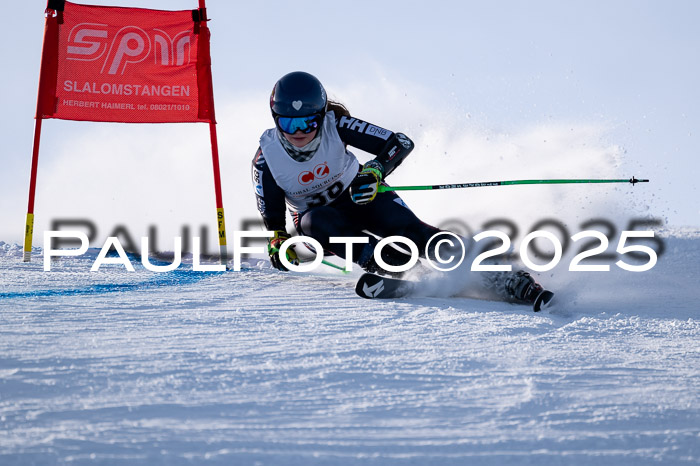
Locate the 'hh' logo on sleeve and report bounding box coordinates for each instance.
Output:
[338,116,391,140]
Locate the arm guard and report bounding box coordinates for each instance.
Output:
[371,132,414,177]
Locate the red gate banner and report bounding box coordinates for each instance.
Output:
[24,1,226,265]
[37,1,214,123]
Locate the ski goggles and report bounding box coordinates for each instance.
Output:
[275,114,323,134]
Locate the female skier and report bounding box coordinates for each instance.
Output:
[251,71,547,306]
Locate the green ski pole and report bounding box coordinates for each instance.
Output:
[378,176,648,193]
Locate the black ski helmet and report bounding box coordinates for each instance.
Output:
[270,71,327,118]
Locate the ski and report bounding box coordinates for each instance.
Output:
[355,272,555,312]
[355,273,416,299]
[532,289,555,312]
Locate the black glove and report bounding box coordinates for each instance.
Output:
[267,230,299,270]
[349,161,384,205]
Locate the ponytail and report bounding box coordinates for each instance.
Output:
[327,100,350,119]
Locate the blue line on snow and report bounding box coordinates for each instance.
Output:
[0,268,223,300]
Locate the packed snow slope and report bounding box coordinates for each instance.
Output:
[0,229,698,465]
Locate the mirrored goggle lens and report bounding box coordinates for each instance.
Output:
[276,115,321,134]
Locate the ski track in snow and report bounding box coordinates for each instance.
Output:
[0,235,699,465]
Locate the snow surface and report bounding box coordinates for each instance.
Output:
[0,232,699,465]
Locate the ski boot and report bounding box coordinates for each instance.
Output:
[505,270,554,311]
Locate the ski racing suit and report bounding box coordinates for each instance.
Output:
[252,111,440,268]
